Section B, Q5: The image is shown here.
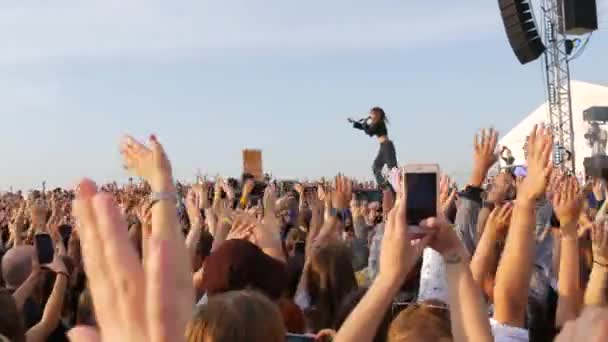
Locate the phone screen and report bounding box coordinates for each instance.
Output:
[285,333,316,342]
[35,233,54,264]
[405,172,437,225]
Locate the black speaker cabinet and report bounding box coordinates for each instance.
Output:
[498,0,545,64]
[561,0,598,35]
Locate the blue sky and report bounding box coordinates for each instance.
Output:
[1,0,607,190]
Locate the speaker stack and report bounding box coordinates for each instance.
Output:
[498,0,545,65]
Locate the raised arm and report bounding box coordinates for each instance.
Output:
[423,217,493,342]
[584,222,608,307]
[334,179,429,342]
[26,258,69,342]
[553,176,584,327]
[456,128,498,255]
[470,203,512,298]
[185,188,203,265]
[494,125,553,328]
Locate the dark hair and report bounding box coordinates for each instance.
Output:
[371,107,388,123]
[306,242,358,332]
[0,289,26,342]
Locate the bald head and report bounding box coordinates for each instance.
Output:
[1,246,35,289]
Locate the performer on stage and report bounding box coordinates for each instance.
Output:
[348,107,397,188]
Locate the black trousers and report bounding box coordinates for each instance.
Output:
[372,140,397,186]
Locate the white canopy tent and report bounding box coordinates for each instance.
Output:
[499,81,608,174]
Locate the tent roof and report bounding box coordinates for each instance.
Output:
[499,81,608,174]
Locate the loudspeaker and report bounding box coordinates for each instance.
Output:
[584,156,608,179]
[583,107,608,122]
[498,0,546,64]
[561,0,598,35]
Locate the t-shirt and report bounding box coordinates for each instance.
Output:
[490,318,529,342]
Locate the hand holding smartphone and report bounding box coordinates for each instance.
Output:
[34,233,54,264]
[402,164,440,235]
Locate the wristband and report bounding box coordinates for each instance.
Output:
[149,192,176,208]
[594,261,608,268]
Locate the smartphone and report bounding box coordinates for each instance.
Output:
[294,241,306,255]
[286,333,316,342]
[34,233,54,264]
[402,164,439,230]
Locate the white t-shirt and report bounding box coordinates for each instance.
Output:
[490,318,529,342]
[418,249,529,342]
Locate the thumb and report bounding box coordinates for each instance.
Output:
[148,134,167,159]
[67,326,101,342]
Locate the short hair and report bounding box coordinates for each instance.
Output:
[388,303,452,342]
[186,290,285,342]
[1,246,35,289]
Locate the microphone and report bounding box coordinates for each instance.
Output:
[347,116,368,124]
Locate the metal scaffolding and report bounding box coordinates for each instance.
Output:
[541,0,576,171]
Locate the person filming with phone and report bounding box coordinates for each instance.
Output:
[348,107,398,189]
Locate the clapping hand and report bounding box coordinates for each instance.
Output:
[69,178,193,342]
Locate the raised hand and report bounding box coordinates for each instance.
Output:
[263,184,278,221]
[30,198,49,231]
[485,203,513,240]
[591,222,608,266]
[518,125,553,202]
[553,176,584,236]
[69,178,193,342]
[592,179,606,202]
[185,189,202,229]
[121,135,173,192]
[331,175,352,210]
[439,175,457,219]
[378,174,430,286]
[192,183,210,210]
[470,128,498,187]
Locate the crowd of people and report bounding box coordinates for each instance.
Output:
[1,124,608,342]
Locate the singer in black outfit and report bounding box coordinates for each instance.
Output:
[348,107,397,187]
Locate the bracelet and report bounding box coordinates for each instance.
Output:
[149,192,177,208]
[594,261,608,268]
